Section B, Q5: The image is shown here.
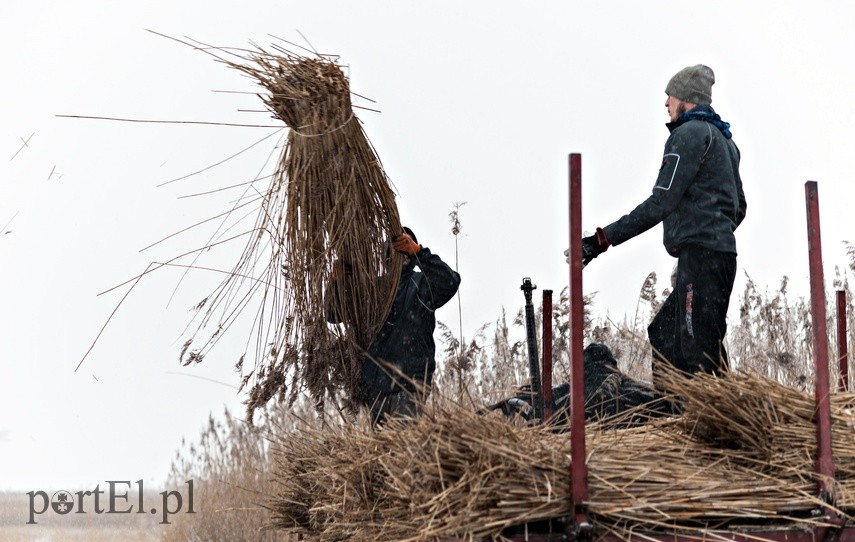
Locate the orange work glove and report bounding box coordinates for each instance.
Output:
[392,233,421,256]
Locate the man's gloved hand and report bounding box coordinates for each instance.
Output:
[581,227,610,266]
[392,233,421,256]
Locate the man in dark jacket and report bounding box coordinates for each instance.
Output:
[577,64,747,384]
[483,343,670,428]
[330,227,461,425]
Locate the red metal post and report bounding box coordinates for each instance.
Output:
[838,290,850,392]
[592,528,855,542]
[542,290,554,422]
[804,181,836,507]
[567,153,590,536]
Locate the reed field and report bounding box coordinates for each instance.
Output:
[0,490,162,541]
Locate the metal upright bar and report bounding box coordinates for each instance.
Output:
[804,181,837,510]
[838,290,850,392]
[542,289,554,423]
[567,153,590,536]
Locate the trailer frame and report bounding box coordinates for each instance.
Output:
[498,159,854,542]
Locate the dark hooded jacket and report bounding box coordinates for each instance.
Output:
[361,247,461,397]
[485,343,671,428]
[603,105,746,256]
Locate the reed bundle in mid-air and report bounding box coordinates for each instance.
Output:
[183,43,403,419]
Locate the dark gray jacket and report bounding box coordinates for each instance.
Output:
[362,247,461,396]
[603,114,746,256]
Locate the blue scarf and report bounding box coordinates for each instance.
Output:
[675,104,732,139]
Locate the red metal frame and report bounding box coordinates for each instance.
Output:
[501,172,854,542]
[566,153,591,537]
[496,533,855,542]
[542,289,554,422]
[805,181,837,509]
[838,290,850,392]
[596,531,855,542]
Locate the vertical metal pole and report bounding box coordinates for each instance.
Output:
[567,153,590,534]
[521,278,544,421]
[838,290,849,392]
[542,290,554,422]
[805,181,836,504]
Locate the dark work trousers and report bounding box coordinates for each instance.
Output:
[648,244,737,389]
[369,383,431,426]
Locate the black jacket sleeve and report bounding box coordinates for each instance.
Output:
[734,149,747,228]
[603,122,710,246]
[412,247,461,310]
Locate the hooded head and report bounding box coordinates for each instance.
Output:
[402,226,417,244]
[665,64,714,105]
[384,226,418,266]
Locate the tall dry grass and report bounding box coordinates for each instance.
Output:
[0,490,162,541]
[160,407,304,542]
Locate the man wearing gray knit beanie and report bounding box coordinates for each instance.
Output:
[566,64,747,400]
[665,64,715,108]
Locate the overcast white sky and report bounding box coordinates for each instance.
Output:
[2,1,854,493]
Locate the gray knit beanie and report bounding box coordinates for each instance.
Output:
[665,64,714,105]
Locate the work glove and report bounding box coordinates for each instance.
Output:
[581,227,610,266]
[392,233,421,256]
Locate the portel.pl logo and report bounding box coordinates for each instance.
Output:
[26,480,195,525]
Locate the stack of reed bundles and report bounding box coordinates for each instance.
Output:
[268,371,855,541]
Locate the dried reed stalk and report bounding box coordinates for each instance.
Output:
[268,372,855,541]
[183,44,403,418]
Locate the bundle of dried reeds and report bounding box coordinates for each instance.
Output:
[268,372,855,541]
[182,44,403,418]
[664,369,855,507]
[270,406,572,541]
